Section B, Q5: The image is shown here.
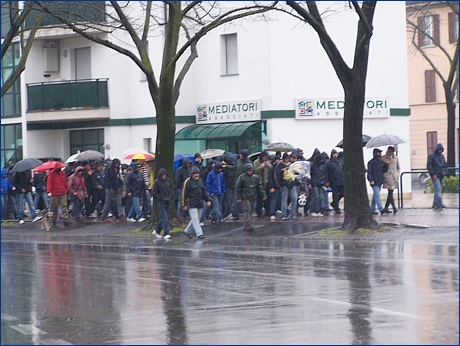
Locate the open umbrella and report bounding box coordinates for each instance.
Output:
[174,154,194,172]
[66,151,80,164]
[34,160,66,172]
[200,149,225,159]
[264,142,296,152]
[123,147,149,157]
[125,152,155,160]
[12,158,43,173]
[365,134,405,148]
[335,134,372,149]
[74,150,105,162]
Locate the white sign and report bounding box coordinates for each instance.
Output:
[196,99,262,124]
[295,98,389,119]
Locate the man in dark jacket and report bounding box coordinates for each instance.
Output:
[367,148,388,215]
[326,149,344,214]
[182,166,212,239]
[228,149,252,220]
[275,153,291,220]
[14,169,42,224]
[152,168,174,239]
[192,153,204,173]
[175,157,191,218]
[126,163,148,222]
[223,154,237,219]
[268,155,281,220]
[427,143,447,209]
[236,163,266,232]
[310,153,328,217]
[33,171,49,211]
[253,151,272,218]
[90,160,105,217]
[101,158,126,222]
[81,161,94,218]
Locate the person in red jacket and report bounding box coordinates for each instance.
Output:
[46,167,72,227]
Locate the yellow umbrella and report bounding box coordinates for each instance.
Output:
[131,152,155,160]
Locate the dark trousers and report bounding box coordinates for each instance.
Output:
[331,185,344,212]
[256,185,270,217]
[91,188,105,215]
[84,191,93,217]
[384,189,396,210]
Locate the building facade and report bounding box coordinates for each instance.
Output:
[2,1,412,195]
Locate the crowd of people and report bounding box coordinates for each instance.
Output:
[3,142,447,239]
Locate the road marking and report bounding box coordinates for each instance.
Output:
[10,324,47,335]
[1,313,19,322]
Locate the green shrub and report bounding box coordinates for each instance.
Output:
[425,175,458,193]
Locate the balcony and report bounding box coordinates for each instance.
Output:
[26,79,110,123]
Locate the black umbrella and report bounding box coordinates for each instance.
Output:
[335,134,372,149]
[12,158,43,173]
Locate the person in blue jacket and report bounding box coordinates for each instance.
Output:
[1,168,16,220]
[206,161,227,224]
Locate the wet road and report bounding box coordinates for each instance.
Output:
[2,228,458,344]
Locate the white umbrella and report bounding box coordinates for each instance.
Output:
[200,149,225,159]
[365,134,405,148]
[66,151,80,163]
[264,142,296,152]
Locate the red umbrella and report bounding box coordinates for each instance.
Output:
[124,152,155,160]
[34,161,66,172]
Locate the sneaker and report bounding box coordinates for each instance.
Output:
[90,211,98,218]
[334,210,341,215]
[163,234,171,240]
[200,222,205,226]
[212,220,217,225]
[276,210,282,214]
[19,220,24,224]
[127,218,136,223]
[153,231,163,239]
[32,216,43,222]
[183,231,193,239]
[220,218,226,223]
[270,215,276,221]
[440,205,447,209]
[108,212,113,217]
[311,213,324,217]
[291,216,298,220]
[103,218,111,223]
[281,217,288,221]
[380,209,388,216]
[197,235,205,239]
[138,217,146,223]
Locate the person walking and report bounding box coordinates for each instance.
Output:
[46,166,72,227]
[33,170,49,212]
[13,169,42,224]
[152,168,174,239]
[1,168,16,220]
[381,146,400,214]
[206,161,227,224]
[182,166,212,239]
[101,158,127,223]
[367,148,388,215]
[268,155,281,220]
[275,153,291,220]
[326,149,344,214]
[90,160,105,217]
[175,157,191,219]
[235,163,266,232]
[125,163,148,222]
[427,143,447,210]
[253,151,272,218]
[68,166,88,222]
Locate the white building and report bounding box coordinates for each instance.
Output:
[1,1,411,196]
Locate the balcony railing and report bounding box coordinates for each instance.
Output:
[27,79,109,112]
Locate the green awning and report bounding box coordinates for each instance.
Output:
[176,121,261,140]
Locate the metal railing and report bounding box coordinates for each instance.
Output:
[27,78,109,112]
[398,167,458,209]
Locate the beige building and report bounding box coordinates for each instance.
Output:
[406,1,458,170]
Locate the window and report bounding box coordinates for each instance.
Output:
[69,129,104,156]
[1,123,22,168]
[448,12,458,44]
[425,70,436,103]
[1,42,21,118]
[221,33,238,76]
[417,14,439,46]
[426,131,438,155]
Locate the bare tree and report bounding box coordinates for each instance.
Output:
[2,2,44,96]
[406,1,458,174]
[272,1,378,231]
[35,1,276,227]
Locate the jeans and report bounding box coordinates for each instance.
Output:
[72,196,84,220]
[1,194,8,219]
[433,178,444,207]
[281,186,289,218]
[183,208,203,238]
[142,191,152,217]
[128,196,142,219]
[310,187,322,214]
[269,189,280,216]
[155,201,170,236]
[200,200,210,223]
[289,185,299,217]
[370,185,383,212]
[16,192,36,220]
[34,190,49,210]
[210,194,224,222]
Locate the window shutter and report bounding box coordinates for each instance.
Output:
[448,12,455,44]
[427,131,438,155]
[417,16,425,46]
[226,34,238,75]
[433,14,440,44]
[425,70,436,103]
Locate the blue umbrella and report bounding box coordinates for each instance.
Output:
[174,154,194,172]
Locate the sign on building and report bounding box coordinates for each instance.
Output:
[196,99,262,124]
[295,98,389,119]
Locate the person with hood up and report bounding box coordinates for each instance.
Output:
[175,157,191,218]
[182,165,212,239]
[81,161,94,218]
[223,153,237,219]
[236,163,266,231]
[381,146,400,214]
[253,151,272,218]
[90,160,105,217]
[68,166,88,222]
[427,143,447,209]
[367,148,389,215]
[206,161,227,224]
[1,168,16,220]
[101,158,127,223]
[199,159,215,225]
[275,153,292,220]
[267,155,281,220]
[192,152,204,173]
[310,152,329,217]
[227,149,252,221]
[47,166,72,227]
[152,168,174,239]
[13,169,42,224]
[326,149,344,214]
[126,163,148,222]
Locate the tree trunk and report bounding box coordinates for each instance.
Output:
[444,83,457,176]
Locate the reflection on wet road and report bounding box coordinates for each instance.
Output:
[2,236,458,344]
